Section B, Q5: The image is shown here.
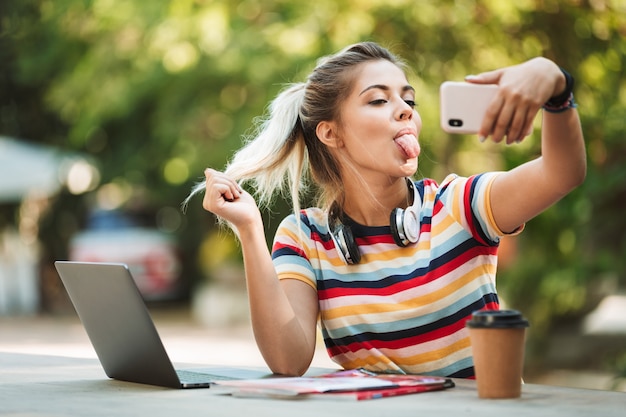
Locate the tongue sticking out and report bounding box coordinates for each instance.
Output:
[394,134,420,159]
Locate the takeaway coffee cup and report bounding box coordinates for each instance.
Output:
[466,310,529,399]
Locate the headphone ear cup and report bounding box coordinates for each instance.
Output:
[334,224,361,265]
[402,205,420,243]
[390,207,409,247]
[390,180,422,247]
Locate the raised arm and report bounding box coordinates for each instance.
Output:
[202,168,319,375]
[467,58,586,233]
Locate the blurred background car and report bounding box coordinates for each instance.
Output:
[69,209,184,302]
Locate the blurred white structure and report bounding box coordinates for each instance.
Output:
[0,136,99,314]
[0,136,98,202]
[0,228,39,314]
[583,295,626,335]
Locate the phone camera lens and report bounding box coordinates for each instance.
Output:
[449,119,463,127]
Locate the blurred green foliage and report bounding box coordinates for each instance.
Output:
[1,0,625,372]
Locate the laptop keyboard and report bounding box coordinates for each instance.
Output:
[176,369,234,383]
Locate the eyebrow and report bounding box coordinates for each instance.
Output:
[359,84,415,96]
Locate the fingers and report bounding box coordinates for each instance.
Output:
[476,79,542,144]
[466,69,523,144]
[465,68,504,85]
[478,94,505,142]
[480,108,531,145]
[481,95,533,144]
[506,107,532,144]
[202,168,243,211]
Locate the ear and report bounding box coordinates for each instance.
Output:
[316,120,343,148]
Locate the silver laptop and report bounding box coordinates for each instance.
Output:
[54,261,270,389]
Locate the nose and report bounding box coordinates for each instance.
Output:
[398,103,413,121]
[398,105,413,120]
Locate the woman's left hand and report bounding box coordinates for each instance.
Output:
[465,57,566,144]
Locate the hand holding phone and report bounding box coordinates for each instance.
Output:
[440,81,535,139]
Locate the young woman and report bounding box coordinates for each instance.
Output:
[187,42,586,377]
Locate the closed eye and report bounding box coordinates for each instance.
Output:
[368,98,417,108]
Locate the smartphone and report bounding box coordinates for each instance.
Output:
[439,81,498,134]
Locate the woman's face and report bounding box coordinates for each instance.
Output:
[333,59,422,181]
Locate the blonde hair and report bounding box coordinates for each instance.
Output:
[184,42,406,218]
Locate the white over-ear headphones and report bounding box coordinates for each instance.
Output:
[329,178,422,265]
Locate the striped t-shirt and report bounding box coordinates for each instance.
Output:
[271,173,519,378]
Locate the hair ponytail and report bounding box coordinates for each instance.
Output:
[183,83,308,216]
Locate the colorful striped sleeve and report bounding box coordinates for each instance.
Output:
[271,211,319,291]
[438,172,523,245]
